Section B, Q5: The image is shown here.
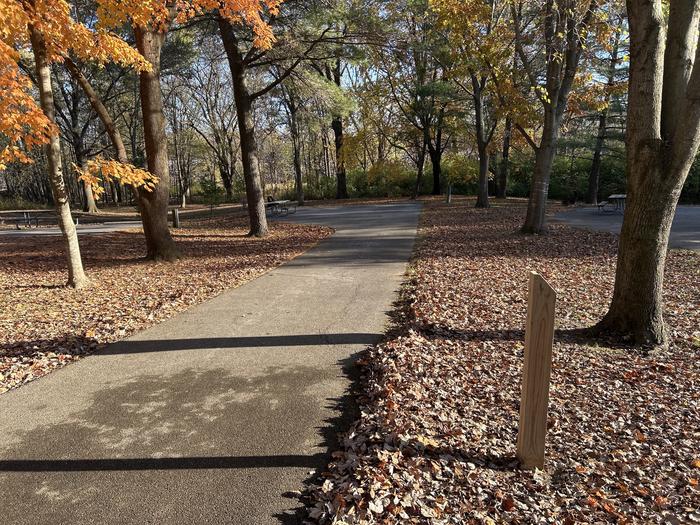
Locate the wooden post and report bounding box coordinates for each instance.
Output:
[446,184,452,204]
[517,271,556,469]
[171,208,180,228]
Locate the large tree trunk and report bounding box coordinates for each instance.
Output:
[73,134,98,214]
[475,145,490,208]
[30,27,89,289]
[413,141,427,199]
[331,116,348,199]
[587,111,607,205]
[596,0,700,347]
[330,59,348,199]
[586,37,620,205]
[134,26,180,260]
[598,170,678,345]
[497,117,511,199]
[290,106,304,205]
[473,76,491,208]
[428,147,442,196]
[522,109,560,234]
[218,17,268,236]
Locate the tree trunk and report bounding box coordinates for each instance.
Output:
[597,169,677,345]
[30,27,89,289]
[497,117,511,199]
[330,59,348,199]
[596,0,700,347]
[134,26,180,260]
[587,111,607,205]
[291,116,304,205]
[413,142,427,199]
[331,116,348,199]
[522,110,560,234]
[429,148,442,195]
[475,144,490,208]
[218,17,268,236]
[64,57,129,164]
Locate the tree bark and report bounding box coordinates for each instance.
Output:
[475,145,490,208]
[586,36,620,205]
[413,141,427,199]
[64,57,129,164]
[586,111,607,205]
[596,0,700,347]
[497,117,511,199]
[522,109,560,234]
[30,27,89,289]
[429,147,442,195]
[134,26,180,260]
[218,17,268,236]
[289,102,304,205]
[330,59,348,199]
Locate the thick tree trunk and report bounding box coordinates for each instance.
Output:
[220,163,234,202]
[413,142,427,199]
[497,117,511,199]
[597,169,677,345]
[330,59,348,199]
[134,26,180,260]
[74,139,98,214]
[218,18,268,236]
[587,111,607,205]
[30,28,89,289]
[596,0,700,347]
[83,178,99,214]
[475,145,490,208]
[522,110,560,234]
[291,115,304,205]
[429,148,442,195]
[331,116,348,199]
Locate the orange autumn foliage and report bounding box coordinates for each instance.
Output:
[0,0,149,171]
[0,0,280,187]
[75,159,159,197]
[97,0,282,49]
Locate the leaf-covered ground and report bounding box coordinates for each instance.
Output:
[0,215,332,393]
[306,199,700,524]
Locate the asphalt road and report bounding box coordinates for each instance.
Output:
[553,205,700,251]
[0,203,421,525]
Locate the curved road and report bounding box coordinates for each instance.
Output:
[0,203,421,524]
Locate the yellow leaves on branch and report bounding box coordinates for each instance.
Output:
[75,159,159,197]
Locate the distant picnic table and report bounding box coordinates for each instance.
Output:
[597,194,627,213]
[265,200,297,216]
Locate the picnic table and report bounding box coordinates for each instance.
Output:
[597,194,626,213]
[265,200,297,216]
[0,211,78,229]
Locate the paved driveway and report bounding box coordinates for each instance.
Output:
[0,203,421,524]
[554,205,700,250]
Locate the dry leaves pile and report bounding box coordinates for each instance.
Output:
[306,199,700,524]
[0,215,331,393]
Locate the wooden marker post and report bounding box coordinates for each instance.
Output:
[517,272,556,469]
[172,208,180,228]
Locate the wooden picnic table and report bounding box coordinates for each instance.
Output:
[265,200,297,216]
[597,194,626,213]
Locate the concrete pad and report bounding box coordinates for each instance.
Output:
[0,203,421,524]
[553,205,700,251]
